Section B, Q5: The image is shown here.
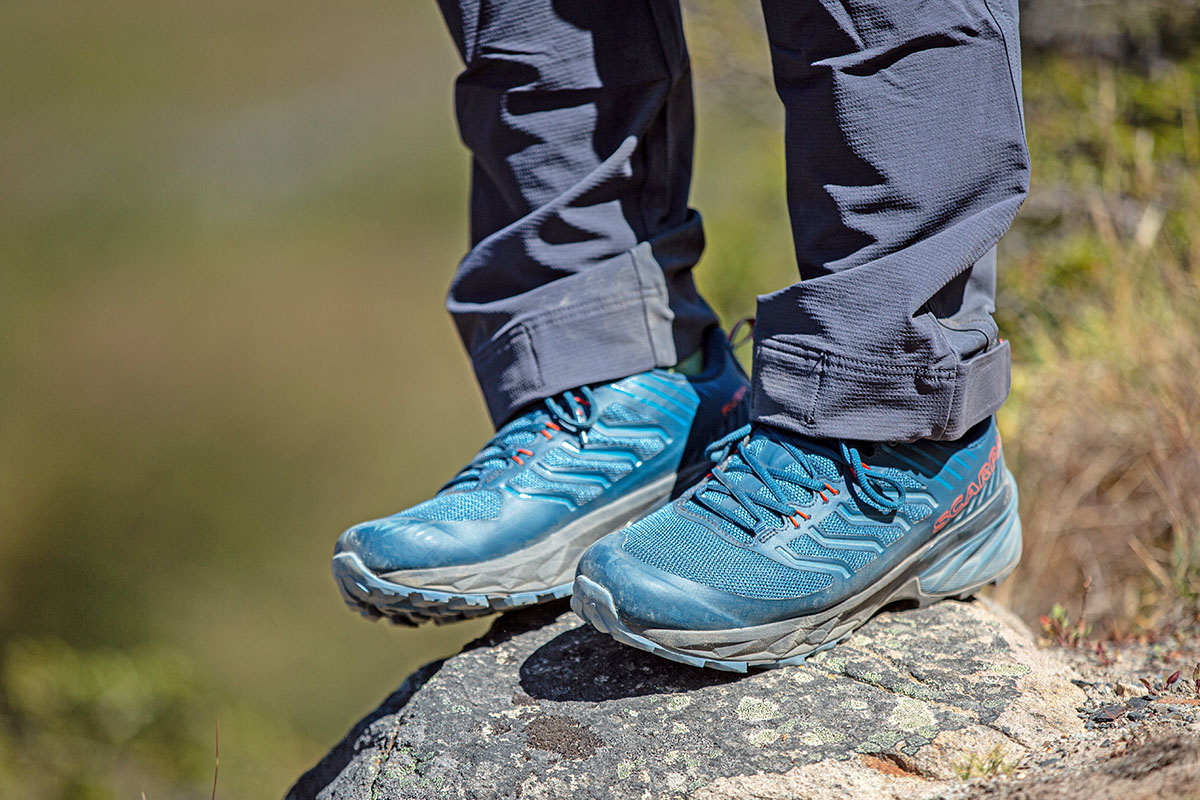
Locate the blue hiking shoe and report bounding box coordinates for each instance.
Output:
[572,418,1021,671]
[332,327,750,626]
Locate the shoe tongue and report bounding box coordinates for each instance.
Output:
[754,428,845,484]
[741,430,794,472]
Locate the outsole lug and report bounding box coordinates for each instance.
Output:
[333,551,573,625]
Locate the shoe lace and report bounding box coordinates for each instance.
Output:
[441,386,600,492]
[694,424,906,538]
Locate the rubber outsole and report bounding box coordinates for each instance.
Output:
[570,482,1022,672]
[330,471,679,625]
[331,464,713,625]
[571,567,1013,673]
[333,551,573,626]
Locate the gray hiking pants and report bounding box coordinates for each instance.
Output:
[436,0,1029,442]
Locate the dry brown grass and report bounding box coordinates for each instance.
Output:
[986,49,1200,639]
[993,203,1200,638]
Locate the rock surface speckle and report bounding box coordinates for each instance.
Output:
[289,597,1095,799]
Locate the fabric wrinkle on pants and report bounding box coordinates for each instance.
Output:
[435,0,1030,441]
[437,0,717,426]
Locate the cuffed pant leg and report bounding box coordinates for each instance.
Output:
[436,0,718,426]
[754,0,1030,441]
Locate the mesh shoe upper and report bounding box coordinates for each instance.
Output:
[578,417,1010,628]
[621,430,931,599]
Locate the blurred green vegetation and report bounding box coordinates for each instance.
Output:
[1,1,1197,798]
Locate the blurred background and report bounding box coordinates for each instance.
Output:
[1,0,1198,796]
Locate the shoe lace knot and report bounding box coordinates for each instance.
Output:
[694,425,905,539]
[442,386,598,491]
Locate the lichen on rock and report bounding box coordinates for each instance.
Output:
[289,597,1087,800]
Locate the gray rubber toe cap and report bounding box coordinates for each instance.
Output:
[576,533,750,631]
[335,518,479,573]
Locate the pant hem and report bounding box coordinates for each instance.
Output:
[750,338,1010,442]
[468,245,705,425]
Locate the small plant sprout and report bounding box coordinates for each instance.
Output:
[1039,603,1090,648]
[1136,668,1193,697]
[1038,577,1095,649]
